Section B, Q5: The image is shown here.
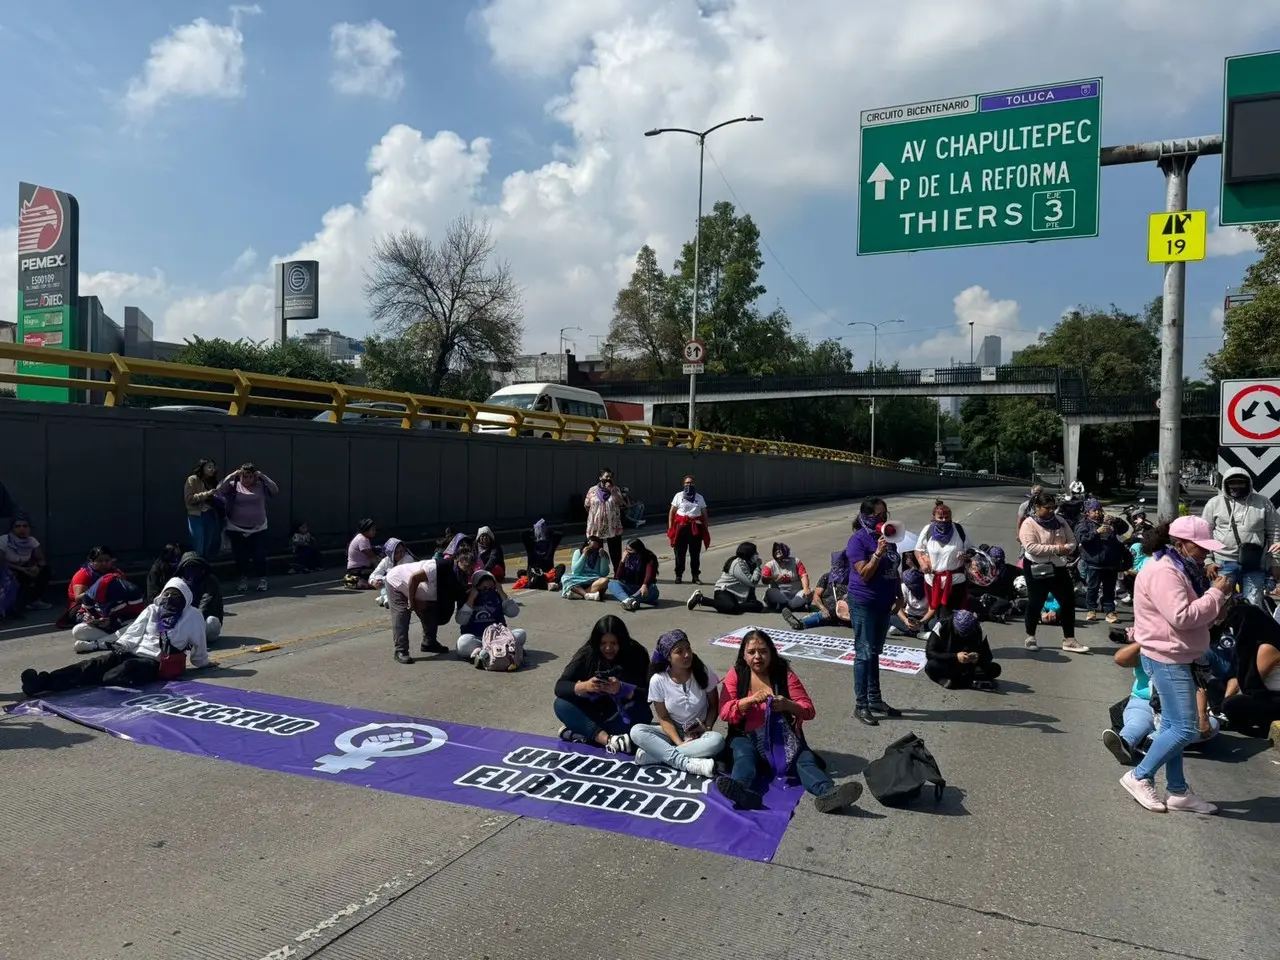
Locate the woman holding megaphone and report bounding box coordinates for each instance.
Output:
[845,497,904,726]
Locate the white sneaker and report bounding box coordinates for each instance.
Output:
[583,591,600,602]
[887,626,905,637]
[255,578,268,592]
[1024,636,1039,650]
[622,598,638,612]
[605,733,633,754]
[1166,788,1218,815]
[73,638,107,654]
[1120,771,1167,812]
[632,748,650,765]
[1062,639,1090,654]
[685,757,715,778]
[236,578,249,592]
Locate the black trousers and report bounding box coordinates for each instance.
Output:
[697,590,763,615]
[32,651,159,694]
[674,526,703,579]
[1220,691,1280,736]
[13,565,52,610]
[1024,566,1076,637]
[605,535,623,574]
[924,658,1002,688]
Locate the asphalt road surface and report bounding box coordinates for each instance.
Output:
[2,487,1274,960]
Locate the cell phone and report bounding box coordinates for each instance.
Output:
[683,719,704,734]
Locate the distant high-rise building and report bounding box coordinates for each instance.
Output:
[976,335,1002,367]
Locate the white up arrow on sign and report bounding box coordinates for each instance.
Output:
[867,162,894,201]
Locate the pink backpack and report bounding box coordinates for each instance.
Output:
[479,623,524,672]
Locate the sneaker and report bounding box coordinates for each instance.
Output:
[691,576,701,585]
[1105,613,1120,624]
[869,701,902,718]
[605,733,633,755]
[237,578,249,592]
[1024,636,1039,650]
[420,640,449,655]
[1062,639,1090,654]
[887,625,905,637]
[558,726,588,745]
[255,578,268,592]
[814,780,864,814]
[27,600,51,611]
[1086,611,1097,623]
[1120,770,1167,812]
[1102,729,1135,765]
[633,748,650,764]
[1108,627,1129,645]
[1166,788,1218,815]
[621,597,638,612]
[684,757,715,778]
[781,609,803,630]
[20,668,40,697]
[714,775,762,810]
[583,591,601,602]
[686,590,703,611]
[73,638,109,654]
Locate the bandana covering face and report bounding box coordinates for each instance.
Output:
[7,513,34,553]
[620,542,645,582]
[157,590,186,632]
[1157,546,1210,597]
[682,483,697,503]
[596,482,611,503]
[903,568,925,597]
[858,513,881,534]
[652,629,686,666]
[828,550,849,584]
[533,519,549,542]
[930,518,955,542]
[1034,512,1062,530]
[988,546,1006,566]
[772,542,791,561]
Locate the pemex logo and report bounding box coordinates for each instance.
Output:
[18,186,64,255]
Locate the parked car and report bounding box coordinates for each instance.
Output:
[477,382,621,442]
[312,402,431,430]
[940,461,963,475]
[898,457,920,466]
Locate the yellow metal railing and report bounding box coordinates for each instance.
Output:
[0,341,1023,478]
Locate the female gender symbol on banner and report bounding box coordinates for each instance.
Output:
[313,722,449,773]
[1225,382,1280,445]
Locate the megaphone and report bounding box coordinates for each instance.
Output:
[878,521,906,544]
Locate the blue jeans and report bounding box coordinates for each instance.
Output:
[553,696,653,742]
[1081,562,1117,614]
[1219,561,1266,609]
[187,512,221,561]
[606,581,659,605]
[727,736,834,798]
[629,725,725,773]
[1119,694,1156,749]
[850,601,891,708]
[1133,656,1197,793]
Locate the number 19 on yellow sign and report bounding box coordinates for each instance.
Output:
[1147,210,1207,263]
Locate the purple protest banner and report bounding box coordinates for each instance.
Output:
[10,681,804,862]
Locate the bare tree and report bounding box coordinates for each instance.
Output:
[363,215,524,396]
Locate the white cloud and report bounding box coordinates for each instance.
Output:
[231,247,258,273]
[895,285,1042,368]
[1210,304,1225,329]
[14,1,1280,363]
[330,20,405,99]
[1205,206,1259,257]
[123,5,260,120]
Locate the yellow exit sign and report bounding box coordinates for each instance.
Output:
[1147,210,1207,262]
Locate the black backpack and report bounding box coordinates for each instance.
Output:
[863,733,946,806]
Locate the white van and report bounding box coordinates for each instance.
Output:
[476,383,622,442]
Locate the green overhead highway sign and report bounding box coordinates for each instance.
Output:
[857,78,1102,255]
[1221,50,1280,227]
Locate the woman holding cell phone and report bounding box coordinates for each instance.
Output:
[629,629,724,778]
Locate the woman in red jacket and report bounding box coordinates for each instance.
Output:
[716,628,863,813]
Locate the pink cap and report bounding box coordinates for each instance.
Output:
[1167,515,1226,552]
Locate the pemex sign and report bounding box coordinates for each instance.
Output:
[858,79,1102,255]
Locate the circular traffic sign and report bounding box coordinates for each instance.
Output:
[1227,382,1280,443]
[682,339,706,363]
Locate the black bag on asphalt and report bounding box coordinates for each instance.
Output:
[863,733,946,806]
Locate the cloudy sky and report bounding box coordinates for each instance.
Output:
[0,0,1275,374]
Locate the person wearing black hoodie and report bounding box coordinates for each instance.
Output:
[1219,599,1280,736]
[146,546,225,642]
[553,614,652,752]
[924,609,1002,690]
[519,519,565,590]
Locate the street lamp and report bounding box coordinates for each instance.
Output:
[846,318,903,459]
[645,115,763,431]
[558,326,581,381]
[969,321,975,364]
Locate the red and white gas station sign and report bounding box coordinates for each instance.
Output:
[1221,379,1280,446]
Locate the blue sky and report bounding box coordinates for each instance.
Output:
[0,0,1275,377]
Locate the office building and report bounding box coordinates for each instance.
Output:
[976,335,1001,368]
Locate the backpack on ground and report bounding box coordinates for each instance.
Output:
[863,732,946,806]
[477,622,524,672]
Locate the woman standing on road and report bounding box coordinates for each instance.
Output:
[845,497,903,727]
[668,475,709,585]
[1121,517,1232,814]
[184,459,222,561]
[1018,491,1088,654]
[585,468,627,573]
[219,463,279,593]
[915,501,971,614]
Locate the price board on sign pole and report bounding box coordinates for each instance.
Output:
[1220,378,1280,446]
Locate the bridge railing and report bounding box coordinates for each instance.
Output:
[593,364,1063,397]
[0,342,1028,481]
[1058,391,1220,417]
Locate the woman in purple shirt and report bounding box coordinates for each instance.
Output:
[218,463,279,592]
[845,497,903,726]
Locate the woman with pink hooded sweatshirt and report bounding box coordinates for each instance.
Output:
[1121,516,1233,815]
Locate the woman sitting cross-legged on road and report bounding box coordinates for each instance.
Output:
[761,542,812,613]
[686,542,764,615]
[924,609,1002,690]
[715,628,863,814]
[553,614,653,753]
[607,537,660,611]
[561,536,613,601]
[782,551,850,631]
[455,569,525,663]
[629,629,724,778]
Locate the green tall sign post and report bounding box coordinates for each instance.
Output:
[858,78,1102,255]
[1221,50,1280,227]
[16,181,80,402]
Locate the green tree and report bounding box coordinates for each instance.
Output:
[606,245,684,378]
[364,215,524,397]
[1206,224,1280,379]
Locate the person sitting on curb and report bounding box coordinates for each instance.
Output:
[455,569,525,662]
[716,628,863,814]
[553,614,652,752]
[370,538,414,609]
[344,519,380,589]
[22,578,213,697]
[923,609,1002,690]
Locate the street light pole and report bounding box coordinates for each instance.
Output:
[846,318,902,459]
[558,326,581,381]
[969,321,975,364]
[645,115,763,432]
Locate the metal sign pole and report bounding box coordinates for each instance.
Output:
[688,137,706,432]
[1156,149,1194,521]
